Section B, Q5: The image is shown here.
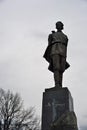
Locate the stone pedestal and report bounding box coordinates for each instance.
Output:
[41,87,78,130]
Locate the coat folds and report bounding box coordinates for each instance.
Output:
[43,44,70,72]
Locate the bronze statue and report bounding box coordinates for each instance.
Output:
[43,21,70,88]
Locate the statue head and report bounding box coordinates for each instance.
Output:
[56,21,64,31]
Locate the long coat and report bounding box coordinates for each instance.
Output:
[43,44,70,72]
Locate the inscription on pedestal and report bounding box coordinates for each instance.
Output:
[45,99,65,122]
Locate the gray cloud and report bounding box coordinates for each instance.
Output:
[31,30,47,40]
[82,0,87,1]
[80,126,87,130]
[0,0,4,2]
[82,114,87,119]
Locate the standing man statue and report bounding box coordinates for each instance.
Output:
[43,21,70,88]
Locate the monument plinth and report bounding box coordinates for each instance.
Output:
[41,88,78,130]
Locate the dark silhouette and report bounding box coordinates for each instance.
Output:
[44,21,70,88]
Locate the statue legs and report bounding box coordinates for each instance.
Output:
[51,54,66,88]
[54,71,63,88]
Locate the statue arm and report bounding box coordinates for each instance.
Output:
[48,34,53,45]
[65,36,68,46]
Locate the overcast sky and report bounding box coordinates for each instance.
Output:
[0,0,87,129]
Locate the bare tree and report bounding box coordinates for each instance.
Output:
[0,88,40,130]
